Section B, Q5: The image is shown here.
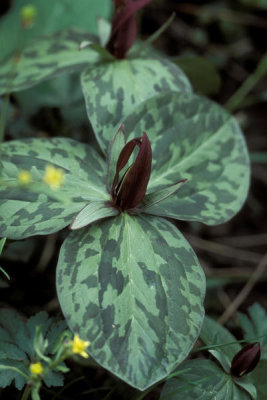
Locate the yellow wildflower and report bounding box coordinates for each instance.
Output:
[18,170,32,185]
[71,334,90,358]
[43,165,65,190]
[20,4,37,28]
[29,362,43,375]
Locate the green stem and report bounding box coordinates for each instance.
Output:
[225,53,267,112]
[21,384,32,400]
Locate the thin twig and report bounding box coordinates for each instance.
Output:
[176,3,267,28]
[216,233,267,248]
[185,234,262,263]
[218,252,267,325]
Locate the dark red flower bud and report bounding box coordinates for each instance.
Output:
[230,342,261,377]
[112,132,152,210]
[106,0,152,59]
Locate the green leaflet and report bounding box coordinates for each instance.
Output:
[0,138,108,239]
[200,316,241,373]
[81,58,192,153]
[0,30,99,95]
[160,359,253,400]
[0,308,68,390]
[140,179,187,210]
[70,202,118,230]
[56,214,205,390]
[122,91,250,225]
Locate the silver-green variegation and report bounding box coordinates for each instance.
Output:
[0,137,108,239]
[0,90,250,390]
[57,214,205,389]
[81,58,192,153]
[0,30,102,95]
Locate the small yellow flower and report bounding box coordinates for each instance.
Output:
[20,4,37,28]
[71,334,90,358]
[18,170,32,185]
[43,165,65,190]
[30,362,43,375]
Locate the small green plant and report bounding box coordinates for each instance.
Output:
[0,308,91,399]
[160,310,267,400]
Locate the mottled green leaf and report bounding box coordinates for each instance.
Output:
[70,201,118,230]
[0,138,108,239]
[0,30,99,95]
[238,303,267,360]
[81,58,192,153]
[0,0,111,62]
[200,316,241,372]
[121,91,250,225]
[160,359,253,400]
[56,214,205,390]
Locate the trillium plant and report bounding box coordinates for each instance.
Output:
[0,0,253,395]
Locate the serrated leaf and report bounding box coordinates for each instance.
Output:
[121,91,250,225]
[81,57,192,153]
[0,30,99,95]
[43,370,64,388]
[200,316,241,372]
[70,201,118,230]
[56,213,205,390]
[238,303,267,360]
[0,309,68,389]
[0,137,108,239]
[160,359,253,400]
[0,360,29,390]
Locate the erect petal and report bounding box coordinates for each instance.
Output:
[113,132,152,210]
[106,0,152,59]
[231,343,261,377]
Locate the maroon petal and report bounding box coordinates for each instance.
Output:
[113,132,152,210]
[230,342,261,377]
[112,136,141,195]
[106,0,152,58]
